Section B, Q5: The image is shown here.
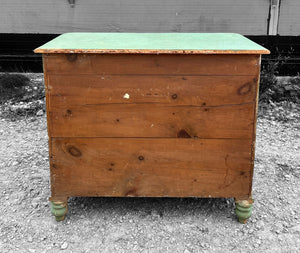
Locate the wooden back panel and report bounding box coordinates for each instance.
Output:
[43,53,260,199]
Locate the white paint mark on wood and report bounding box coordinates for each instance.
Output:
[123,93,130,99]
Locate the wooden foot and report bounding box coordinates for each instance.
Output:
[50,200,68,221]
[234,197,254,224]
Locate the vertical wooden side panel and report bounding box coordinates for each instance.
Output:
[249,55,261,196]
[43,54,52,139]
[42,54,56,198]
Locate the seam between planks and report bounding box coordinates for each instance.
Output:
[50,137,253,140]
[46,72,259,77]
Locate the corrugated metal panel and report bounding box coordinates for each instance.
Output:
[0,0,269,35]
[278,0,300,35]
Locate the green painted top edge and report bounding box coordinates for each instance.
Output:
[35,33,269,53]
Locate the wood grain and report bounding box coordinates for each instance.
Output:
[50,138,252,198]
[47,75,257,107]
[48,103,255,138]
[41,50,260,203]
[44,54,260,76]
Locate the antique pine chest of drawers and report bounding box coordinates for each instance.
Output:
[34,33,269,223]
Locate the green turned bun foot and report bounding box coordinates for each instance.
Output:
[235,198,254,224]
[51,201,68,221]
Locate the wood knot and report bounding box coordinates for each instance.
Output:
[67,146,82,157]
[65,54,77,62]
[171,94,178,99]
[65,109,72,116]
[177,129,191,138]
[125,188,138,197]
[238,82,252,95]
[138,156,144,161]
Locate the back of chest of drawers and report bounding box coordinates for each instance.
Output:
[44,53,260,199]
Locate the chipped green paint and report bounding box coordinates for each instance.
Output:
[34,33,270,54]
[51,201,68,221]
[235,198,254,224]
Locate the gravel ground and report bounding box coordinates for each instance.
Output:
[0,106,299,252]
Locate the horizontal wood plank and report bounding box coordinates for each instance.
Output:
[48,103,255,138]
[50,138,252,198]
[44,54,260,76]
[47,75,258,107]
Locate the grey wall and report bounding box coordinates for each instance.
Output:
[278,0,300,35]
[0,0,298,35]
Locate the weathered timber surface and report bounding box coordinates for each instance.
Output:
[44,54,260,76]
[47,75,257,107]
[50,138,252,198]
[48,103,255,138]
